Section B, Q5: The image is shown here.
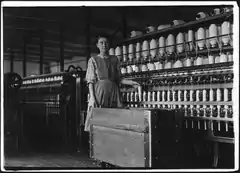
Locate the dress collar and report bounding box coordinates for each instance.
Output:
[98,54,109,59]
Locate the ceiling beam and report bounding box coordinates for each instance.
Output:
[4,13,59,23]
[4,12,126,35]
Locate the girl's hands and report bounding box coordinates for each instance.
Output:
[89,95,99,107]
[131,81,140,89]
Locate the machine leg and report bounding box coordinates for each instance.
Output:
[212,142,219,168]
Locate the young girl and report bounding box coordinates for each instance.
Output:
[84,36,140,131]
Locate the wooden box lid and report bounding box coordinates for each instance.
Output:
[90,108,151,133]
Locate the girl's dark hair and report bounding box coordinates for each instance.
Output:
[96,35,109,44]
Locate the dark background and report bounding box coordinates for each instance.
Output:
[3,6,228,63]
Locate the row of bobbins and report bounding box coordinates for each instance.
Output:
[122,88,233,103]
[120,52,233,74]
[110,21,233,63]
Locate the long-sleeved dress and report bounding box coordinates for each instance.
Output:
[84,54,123,131]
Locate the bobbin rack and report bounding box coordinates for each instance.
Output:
[109,8,234,167]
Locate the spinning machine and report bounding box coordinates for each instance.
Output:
[104,8,235,168]
[15,65,88,152]
[4,72,22,153]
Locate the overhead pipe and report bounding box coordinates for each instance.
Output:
[4,13,58,23]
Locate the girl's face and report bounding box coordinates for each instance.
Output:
[96,37,109,54]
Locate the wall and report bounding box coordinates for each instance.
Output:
[49,56,90,73]
[4,60,11,74]
[4,54,94,76]
[3,59,47,77]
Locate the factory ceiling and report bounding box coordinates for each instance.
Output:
[3,5,225,63]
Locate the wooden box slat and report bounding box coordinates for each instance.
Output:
[90,108,148,133]
[89,108,184,168]
[91,125,145,167]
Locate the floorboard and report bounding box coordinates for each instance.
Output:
[3,150,101,169]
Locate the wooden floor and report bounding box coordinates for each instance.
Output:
[3,131,102,170]
[3,150,101,170]
[2,135,234,170]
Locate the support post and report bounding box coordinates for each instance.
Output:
[23,37,27,77]
[60,26,64,72]
[39,29,44,74]
[122,9,127,39]
[85,7,91,62]
[10,49,14,72]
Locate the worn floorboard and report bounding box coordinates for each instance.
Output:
[3,150,101,169]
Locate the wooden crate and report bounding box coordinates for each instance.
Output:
[89,108,185,168]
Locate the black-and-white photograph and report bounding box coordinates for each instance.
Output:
[1,1,239,171]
